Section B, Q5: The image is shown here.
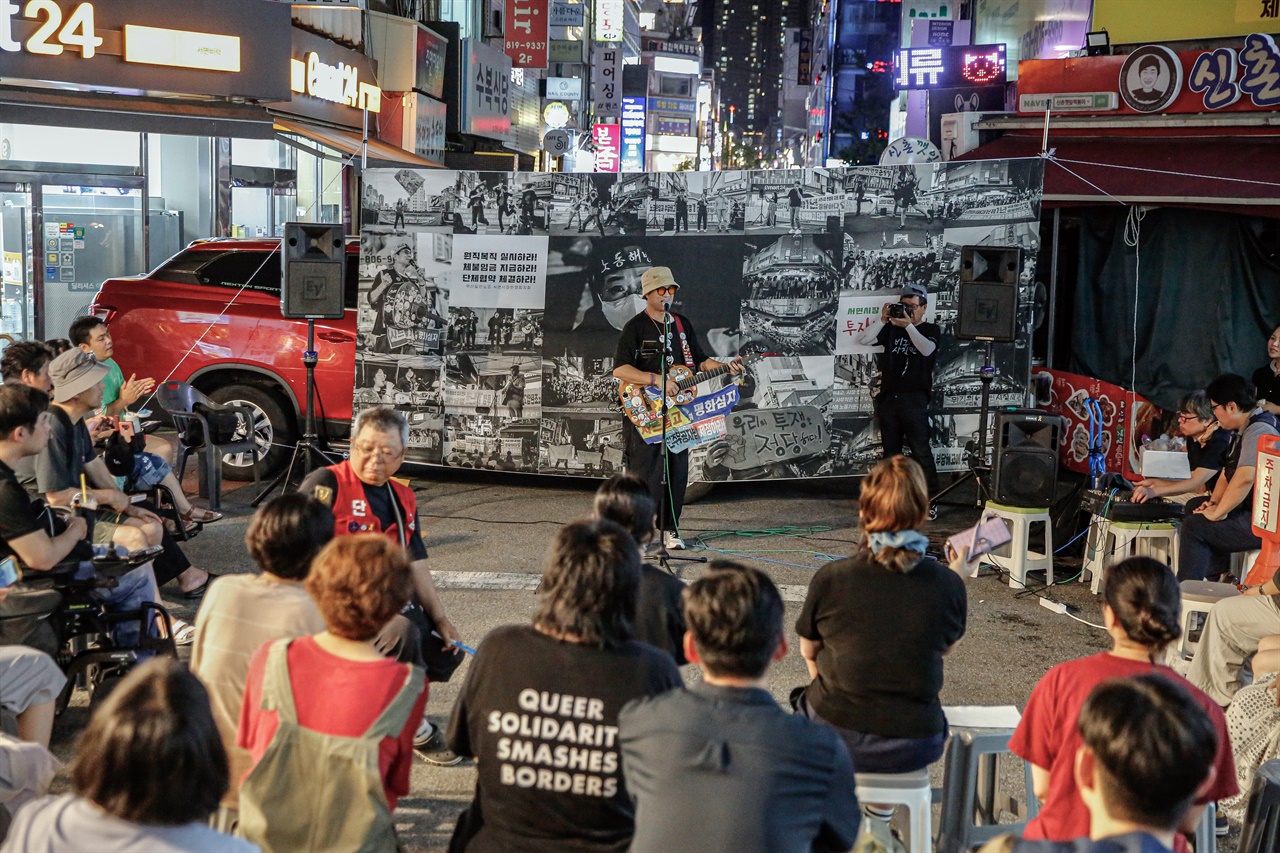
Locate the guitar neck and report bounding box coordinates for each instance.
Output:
[675,363,731,391]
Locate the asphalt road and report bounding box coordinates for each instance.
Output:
[52,466,1134,851]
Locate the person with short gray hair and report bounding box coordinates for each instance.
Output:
[1132,390,1230,505]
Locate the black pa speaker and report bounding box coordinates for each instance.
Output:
[281,223,345,320]
[957,246,1021,342]
[992,409,1061,508]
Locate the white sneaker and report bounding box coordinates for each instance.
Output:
[664,531,686,551]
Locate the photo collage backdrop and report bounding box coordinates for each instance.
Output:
[356,159,1044,482]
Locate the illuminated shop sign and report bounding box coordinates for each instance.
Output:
[290,51,381,112]
[893,43,1007,90]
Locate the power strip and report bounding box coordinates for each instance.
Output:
[1039,597,1069,614]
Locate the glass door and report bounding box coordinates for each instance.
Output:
[0,182,34,341]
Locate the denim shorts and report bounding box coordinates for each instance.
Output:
[131,452,173,489]
[792,688,947,774]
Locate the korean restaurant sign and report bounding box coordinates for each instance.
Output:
[1018,33,1280,116]
[0,0,290,100]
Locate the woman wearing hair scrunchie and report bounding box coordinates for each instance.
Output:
[794,456,967,804]
[1008,556,1239,848]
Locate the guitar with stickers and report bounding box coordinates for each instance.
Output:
[618,354,765,447]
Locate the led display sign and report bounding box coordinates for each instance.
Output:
[893,43,1007,90]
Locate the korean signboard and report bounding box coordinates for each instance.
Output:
[592,123,620,171]
[550,0,584,27]
[462,39,513,141]
[591,42,622,117]
[416,25,448,99]
[414,94,446,162]
[649,96,696,115]
[549,39,586,62]
[0,0,291,100]
[592,0,623,42]
[546,76,584,99]
[279,26,382,130]
[893,43,1007,90]
[620,96,646,171]
[504,0,548,68]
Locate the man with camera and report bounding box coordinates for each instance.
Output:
[855,284,941,512]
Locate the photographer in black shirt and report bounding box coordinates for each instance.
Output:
[855,284,941,507]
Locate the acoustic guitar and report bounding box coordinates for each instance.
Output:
[618,354,763,432]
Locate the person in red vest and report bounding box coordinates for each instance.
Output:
[300,405,463,765]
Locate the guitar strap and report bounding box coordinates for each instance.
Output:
[668,315,696,369]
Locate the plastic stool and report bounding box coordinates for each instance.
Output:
[1194,802,1217,853]
[1239,759,1280,853]
[978,503,1053,589]
[855,768,933,853]
[1234,549,1262,583]
[1178,580,1240,661]
[1083,519,1179,594]
[936,727,1037,853]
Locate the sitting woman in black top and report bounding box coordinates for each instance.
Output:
[1132,390,1232,505]
[1253,324,1280,417]
[795,455,966,783]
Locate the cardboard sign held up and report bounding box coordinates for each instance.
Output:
[721,406,828,471]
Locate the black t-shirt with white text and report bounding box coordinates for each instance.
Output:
[447,624,681,853]
[875,322,940,397]
[612,311,709,379]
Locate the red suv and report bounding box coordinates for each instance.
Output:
[91,238,360,480]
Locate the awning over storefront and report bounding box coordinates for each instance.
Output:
[0,85,277,140]
[274,119,443,169]
[957,134,1280,215]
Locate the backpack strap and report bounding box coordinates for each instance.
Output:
[362,664,426,740]
[259,638,299,726]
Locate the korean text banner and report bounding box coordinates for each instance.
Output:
[355,161,1044,481]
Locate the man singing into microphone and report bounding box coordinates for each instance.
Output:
[612,267,741,550]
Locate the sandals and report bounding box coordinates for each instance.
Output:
[168,619,196,646]
[181,507,224,525]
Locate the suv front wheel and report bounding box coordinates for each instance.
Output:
[207,384,297,481]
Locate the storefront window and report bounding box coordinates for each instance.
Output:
[231,139,297,237]
[0,124,140,168]
[147,135,214,266]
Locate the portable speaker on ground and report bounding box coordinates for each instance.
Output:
[957,246,1021,342]
[281,222,345,320]
[992,409,1061,507]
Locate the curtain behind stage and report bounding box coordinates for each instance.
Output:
[1070,207,1280,410]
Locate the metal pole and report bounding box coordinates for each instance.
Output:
[140,133,151,271]
[1047,208,1060,369]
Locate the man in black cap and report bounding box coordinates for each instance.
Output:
[368,244,428,354]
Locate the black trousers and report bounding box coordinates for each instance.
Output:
[877,390,939,496]
[623,424,688,532]
[675,205,688,231]
[1177,495,1262,581]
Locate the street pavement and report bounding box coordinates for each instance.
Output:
[51,466,1127,851]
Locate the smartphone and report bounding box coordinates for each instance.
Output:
[0,556,22,589]
[119,420,136,441]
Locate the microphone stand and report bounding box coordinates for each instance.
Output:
[653,302,708,576]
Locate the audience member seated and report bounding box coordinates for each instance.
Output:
[593,473,687,664]
[1,342,53,393]
[300,405,462,764]
[1186,558,1280,706]
[446,519,683,853]
[236,535,427,853]
[1177,373,1279,582]
[69,318,221,530]
[0,595,66,749]
[1009,557,1237,848]
[1,657,256,853]
[190,494,332,829]
[980,675,1220,853]
[794,455,966,816]
[1219,635,1280,824]
[1253,324,1280,418]
[1132,391,1230,505]
[37,350,213,614]
[619,561,861,852]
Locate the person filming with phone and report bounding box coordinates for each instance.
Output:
[855,284,941,512]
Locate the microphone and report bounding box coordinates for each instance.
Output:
[661,300,672,312]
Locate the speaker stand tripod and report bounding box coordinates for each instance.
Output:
[933,339,996,509]
[252,318,334,506]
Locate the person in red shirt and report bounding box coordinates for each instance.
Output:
[1009,557,1237,849]
[236,534,428,849]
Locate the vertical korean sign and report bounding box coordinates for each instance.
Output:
[463,41,513,141]
[593,0,623,42]
[620,97,646,171]
[591,43,623,117]
[593,124,621,172]
[504,0,549,68]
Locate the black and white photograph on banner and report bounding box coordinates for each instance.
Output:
[745,168,846,236]
[739,232,841,356]
[841,169,944,252]
[648,172,743,235]
[543,173,648,237]
[447,307,543,354]
[443,415,540,471]
[448,172,520,235]
[736,356,834,412]
[542,356,620,415]
[538,414,626,476]
[831,354,877,414]
[929,412,994,473]
[937,158,1043,225]
[362,168,461,233]
[352,354,444,411]
[933,343,1027,410]
[357,229,449,356]
[444,352,542,418]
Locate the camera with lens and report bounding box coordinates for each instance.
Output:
[888,302,909,319]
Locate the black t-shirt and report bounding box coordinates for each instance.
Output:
[447,624,682,853]
[1253,364,1280,407]
[613,311,709,378]
[635,565,687,665]
[1186,428,1231,493]
[796,551,966,738]
[875,322,941,397]
[299,467,428,561]
[35,407,95,496]
[0,460,42,563]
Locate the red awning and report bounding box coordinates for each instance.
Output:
[957,134,1280,215]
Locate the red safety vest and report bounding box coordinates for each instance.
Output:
[327,461,419,548]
